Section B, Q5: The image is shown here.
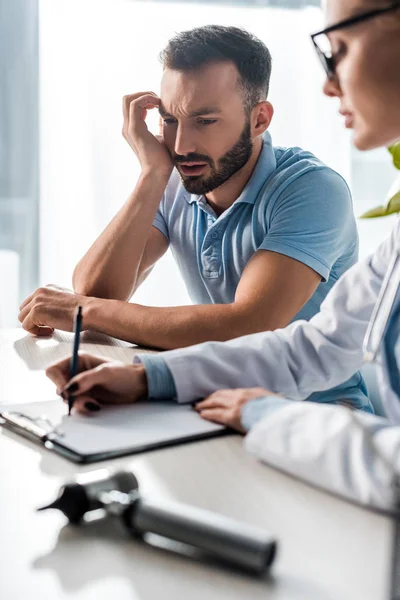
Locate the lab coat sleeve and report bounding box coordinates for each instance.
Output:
[160,220,398,404]
[244,400,400,513]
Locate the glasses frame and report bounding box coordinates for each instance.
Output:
[311,2,400,79]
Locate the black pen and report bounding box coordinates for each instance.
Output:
[68,305,83,416]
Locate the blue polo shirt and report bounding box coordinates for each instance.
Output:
[152,131,358,321]
[138,131,372,413]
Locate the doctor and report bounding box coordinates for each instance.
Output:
[47,0,400,512]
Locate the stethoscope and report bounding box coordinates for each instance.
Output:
[364,249,400,360]
[363,249,400,404]
[359,248,400,509]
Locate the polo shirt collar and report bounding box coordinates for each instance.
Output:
[184,131,276,205]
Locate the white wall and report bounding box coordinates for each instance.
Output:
[39,0,398,306]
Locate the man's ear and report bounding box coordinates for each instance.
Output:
[252,101,274,136]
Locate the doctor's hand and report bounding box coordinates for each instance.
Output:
[194,387,280,434]
[122,92,173,178]
[18,285,91,335]
[46,353,148,414]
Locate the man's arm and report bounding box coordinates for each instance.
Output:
[18,247,320,344]
[149,220,396,403]
[69,166,361,347]
[73,178,169,300]
[73,92,172,300]
[83,249,321,348]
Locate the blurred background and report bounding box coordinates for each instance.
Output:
[1,0,398,326]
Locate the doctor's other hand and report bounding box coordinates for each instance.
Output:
[194,387,280,434]
[18,285,91,335]
[122,92,173,178]
[46,353,148,414]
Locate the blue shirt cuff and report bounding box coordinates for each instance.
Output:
[133,354,177,400]
[241,396,292,432]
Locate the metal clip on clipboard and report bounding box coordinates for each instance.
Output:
[0,412,62,443]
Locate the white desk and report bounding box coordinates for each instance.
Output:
[0,329,394,600]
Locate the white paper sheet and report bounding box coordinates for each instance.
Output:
[0,400,225,458]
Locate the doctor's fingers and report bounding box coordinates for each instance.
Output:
[61,385,113,412]
[195,391,239,411]
[65,395,102,415]
[46,356,75,392]
[198,407,230,424]
[198,407,245,433]
[61,363,127,400]
[46,354,109,394]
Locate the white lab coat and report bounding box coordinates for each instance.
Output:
[162,219,400,512]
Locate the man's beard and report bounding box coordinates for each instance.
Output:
[175,121,253,195]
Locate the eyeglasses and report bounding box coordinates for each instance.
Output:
[311,2,400,79]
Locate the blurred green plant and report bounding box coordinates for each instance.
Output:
[360,142,400,218]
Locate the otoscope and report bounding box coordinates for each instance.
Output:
[38,468,277,573]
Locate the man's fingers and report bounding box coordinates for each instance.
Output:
[36,326,55,336]
[21,304,52,335]
[19,291,35,312]
[19,286,53,313]
[23,325,42,336]
[21,313,43,336]
[123,92,157,120]
[18,299,34,324]
[128,94,161,126]
[19,306,53,333]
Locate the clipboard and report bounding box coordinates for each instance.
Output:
[0,400,228,464]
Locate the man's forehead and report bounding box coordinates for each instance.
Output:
[160,62,241,114]
[159,102,223,118]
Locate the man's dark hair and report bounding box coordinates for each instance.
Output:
[160,25,272,113]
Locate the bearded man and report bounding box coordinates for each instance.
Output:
[20,25,370,411]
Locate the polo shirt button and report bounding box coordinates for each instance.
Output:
[212,231,219,239]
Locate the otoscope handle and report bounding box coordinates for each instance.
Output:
[125,496,277,573]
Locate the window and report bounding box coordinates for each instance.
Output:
[1,0,397,327]
[0,0,39,325]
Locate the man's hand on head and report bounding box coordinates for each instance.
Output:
[46,353,149,414]
[18,285,92,335]
[122,92,174,178]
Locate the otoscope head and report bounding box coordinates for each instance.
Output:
[37,469,139,523]
[37,483,89,524]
